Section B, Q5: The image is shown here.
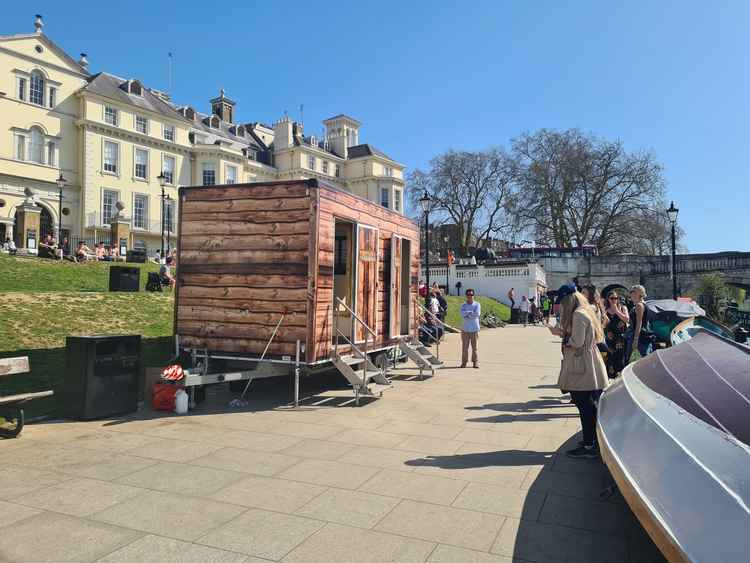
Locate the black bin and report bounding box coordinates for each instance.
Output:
[64,335,141,419]
[109,266,140,292]
[510,308,520,324]
[126,249,147,263]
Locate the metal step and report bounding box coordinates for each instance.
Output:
[332,352,391,405]
[414,345,445,366]
[398,339,438,378]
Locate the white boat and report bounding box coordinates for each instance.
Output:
[597,329,750,563]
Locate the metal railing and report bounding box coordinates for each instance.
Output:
[334,297,377,385]
[414,299,442,359]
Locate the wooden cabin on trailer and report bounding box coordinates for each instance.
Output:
[174,179,435,401]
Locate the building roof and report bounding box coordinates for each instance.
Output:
[0,32,89,75]
[347,143,393,161]
[322,114,362,126]
[81,73,187,121]
[190,110,264,152]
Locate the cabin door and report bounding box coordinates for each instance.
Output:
[389,235,412,337]
[354,224,378,343]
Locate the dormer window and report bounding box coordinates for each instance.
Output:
[125,80,143,96]
[180,107,196,121]
[206,115,220,129]
[235,125,245,137]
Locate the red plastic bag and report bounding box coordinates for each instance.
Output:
[151,383,181,411]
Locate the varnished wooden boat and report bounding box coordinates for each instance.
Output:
[597,329,750,562]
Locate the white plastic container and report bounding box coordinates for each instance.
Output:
[174,389,188,414]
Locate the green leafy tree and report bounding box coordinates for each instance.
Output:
[693,273,728,319]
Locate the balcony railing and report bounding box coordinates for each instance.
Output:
[85,212,174,234]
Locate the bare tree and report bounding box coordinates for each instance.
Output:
[510,129,669,254]
[407,149,515,253]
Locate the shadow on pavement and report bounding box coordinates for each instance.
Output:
[464,398,578,423]
[405,449,555,469]
[511,435,668,563]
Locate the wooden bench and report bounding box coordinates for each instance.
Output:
[0,357,54,438]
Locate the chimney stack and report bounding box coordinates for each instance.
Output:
[34,14,43,34]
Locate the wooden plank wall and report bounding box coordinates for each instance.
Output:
[312,184,420,362]
[175,183,312,357]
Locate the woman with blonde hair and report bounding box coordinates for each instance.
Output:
[625,284,653,362]
[549,283,608,459]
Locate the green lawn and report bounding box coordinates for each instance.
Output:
[0,252,161,292]
[444,295,510,328]
[0,254,174,419]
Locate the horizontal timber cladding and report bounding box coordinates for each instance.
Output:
[310,183,420,363]
[175,179,419,363]
[176,181,313,357]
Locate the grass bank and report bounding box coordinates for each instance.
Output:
[444,295,511,328]
[0,254,174,419]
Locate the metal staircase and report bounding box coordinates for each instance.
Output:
[398,337,444,379]
[332,297,391,405]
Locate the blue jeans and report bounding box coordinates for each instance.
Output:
[625,333,652,363]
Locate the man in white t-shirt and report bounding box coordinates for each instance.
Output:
[520,295,529,327]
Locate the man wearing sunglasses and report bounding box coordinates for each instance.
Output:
[460,289,481,368]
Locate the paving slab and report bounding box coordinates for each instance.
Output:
[282,522,436,563]
[427,544,513,563]
[209,474,327,513]
[452,481,546,521]
[0,464,71,500]
[0,499,41,528]
[12,477,142,517]
[278,458,382,490]
[359,469,468,505]
[0,511,141,563]
[295,488,400,529]
[376,500,505,552]
[279,438,355,460]
[115,461,246,497]
[197,507,324,560]
[95,534,252,563]
[190,446,301,476]
[92,490,246,541]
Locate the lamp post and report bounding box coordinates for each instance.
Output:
[419,191,431,290]
[166,194,172,253]
[444,236,450,295]
[666,201,679,300]
[157,172,166,258]
[56,171,66,243]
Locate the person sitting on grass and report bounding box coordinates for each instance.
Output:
[76,241,94,261]
[159,256,176,289]
[2,237,16,256]
[95,243,106,261]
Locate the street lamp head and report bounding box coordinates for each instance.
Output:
[666,201,679,224]
[157,172,166,188]
[56,172,66,190]
[418,190,431,213]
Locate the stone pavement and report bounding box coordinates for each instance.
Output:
[0,326,666,563]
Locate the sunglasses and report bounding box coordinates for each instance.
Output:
[608,296,618,300]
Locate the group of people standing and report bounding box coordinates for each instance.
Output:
[551,282,653,460]
[419,281,448,347]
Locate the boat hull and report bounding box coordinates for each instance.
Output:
[597,332,750,563]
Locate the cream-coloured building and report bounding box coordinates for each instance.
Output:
[0,15,406,254]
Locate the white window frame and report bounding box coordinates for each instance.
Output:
[104,106,119,126]
[335,164,341,178]
[380,186,390,209]
[163,124,175,142]
[29,71,45,106]
[134,147,149,180]
[17,77,26,101]
[102,139,120,175]
[322,161,329,174]
[47,141,56,168]
[383,166,393,177]
[48,86,56,108]
[101,188,120,225]
[14,133,27,161]
[135,115,148,135]
[202,162,216,186]
[162,154,176,185]
[394,189,403,213]
[225,164,237,184]
[29,127,45,164]
[164,199,176,233]
[132,193,149,230]
[308,154,316,170]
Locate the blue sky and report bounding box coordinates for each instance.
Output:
[5,2,748,252]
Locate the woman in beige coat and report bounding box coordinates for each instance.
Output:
[550,284,608,459]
